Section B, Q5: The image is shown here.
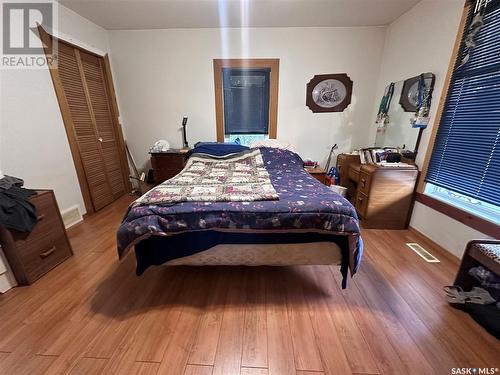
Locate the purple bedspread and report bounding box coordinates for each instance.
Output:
[117,148,363,286]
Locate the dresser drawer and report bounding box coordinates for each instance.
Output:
[153,168,181,183]
[12,192,64,252]
[0,190,73,285]
[348,166,360,182]
[355,192,369,218]
[358,172,372,196]
[151,151,188,184]
[151,154,186,170]
[21,235,72,284]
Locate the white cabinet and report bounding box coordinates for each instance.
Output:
[0,246,16,293]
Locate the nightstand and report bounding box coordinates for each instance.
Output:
[150,149,190,184]
[306,167,327,184]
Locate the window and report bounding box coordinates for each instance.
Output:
[423,1,500,225]
[214,59,279,144]
[424,183,500,223]
[223,68,270,135]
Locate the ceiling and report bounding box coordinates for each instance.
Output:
[58,0,421,30]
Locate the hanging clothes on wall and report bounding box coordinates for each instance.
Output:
[410,74,433,128]
[375,82,395,132]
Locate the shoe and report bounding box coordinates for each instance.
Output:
[444,285,497,305]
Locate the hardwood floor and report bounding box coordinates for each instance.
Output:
[0,195,498,374]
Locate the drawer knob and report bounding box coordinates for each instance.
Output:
[37,214,45,221]
[358,197,363,201]
[40,246,56,259]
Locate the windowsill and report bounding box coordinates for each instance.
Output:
[225,134,268,147]
[414,192,500,238]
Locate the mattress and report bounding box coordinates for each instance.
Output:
[163,242,342,266]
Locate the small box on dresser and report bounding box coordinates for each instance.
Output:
[0,190,73,285]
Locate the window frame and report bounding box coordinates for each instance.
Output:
[416,1,500,238]
[213,58,279,142]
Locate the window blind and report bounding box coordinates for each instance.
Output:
[425,1,500,207]
[222,67,270,135]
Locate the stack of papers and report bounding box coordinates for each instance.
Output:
[376,162,412,168]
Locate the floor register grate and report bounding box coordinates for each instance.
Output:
[406,242,440,263]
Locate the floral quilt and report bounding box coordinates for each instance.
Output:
[135,149,278,205]
[117,147,363,288]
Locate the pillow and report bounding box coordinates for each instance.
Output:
[192,142,249,156]
[250,139,297,153]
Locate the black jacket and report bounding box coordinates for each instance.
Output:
[0,176,37,232]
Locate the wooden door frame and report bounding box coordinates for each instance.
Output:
[213,58,279,142]
[38,25,131,215]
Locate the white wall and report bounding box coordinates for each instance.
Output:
[0,4,111,216]
[369,0,466,160]
[108,27,386,169]
[2,0,490,258]
[371,0,492,257]
[411,203,492,258]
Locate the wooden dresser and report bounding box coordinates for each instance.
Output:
[150,149,190,184]
[0,190,73,285]
[349,163,418,229]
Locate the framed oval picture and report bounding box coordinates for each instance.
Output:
[306,73,353,113]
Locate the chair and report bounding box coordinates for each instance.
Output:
[454,240,500,290]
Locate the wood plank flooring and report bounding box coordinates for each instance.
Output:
[0,195,498,374]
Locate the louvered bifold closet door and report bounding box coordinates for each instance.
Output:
[57,43,114,210]
[78,51,126,199]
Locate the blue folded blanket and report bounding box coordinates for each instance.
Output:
[192,141,249,156]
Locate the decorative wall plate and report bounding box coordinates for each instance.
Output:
[306,73,353,112]
[400,73,435,112]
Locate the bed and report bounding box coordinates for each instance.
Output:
[117,145,363,288]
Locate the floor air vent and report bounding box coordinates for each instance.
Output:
[61,205,83,228]
[406,243,440,263]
